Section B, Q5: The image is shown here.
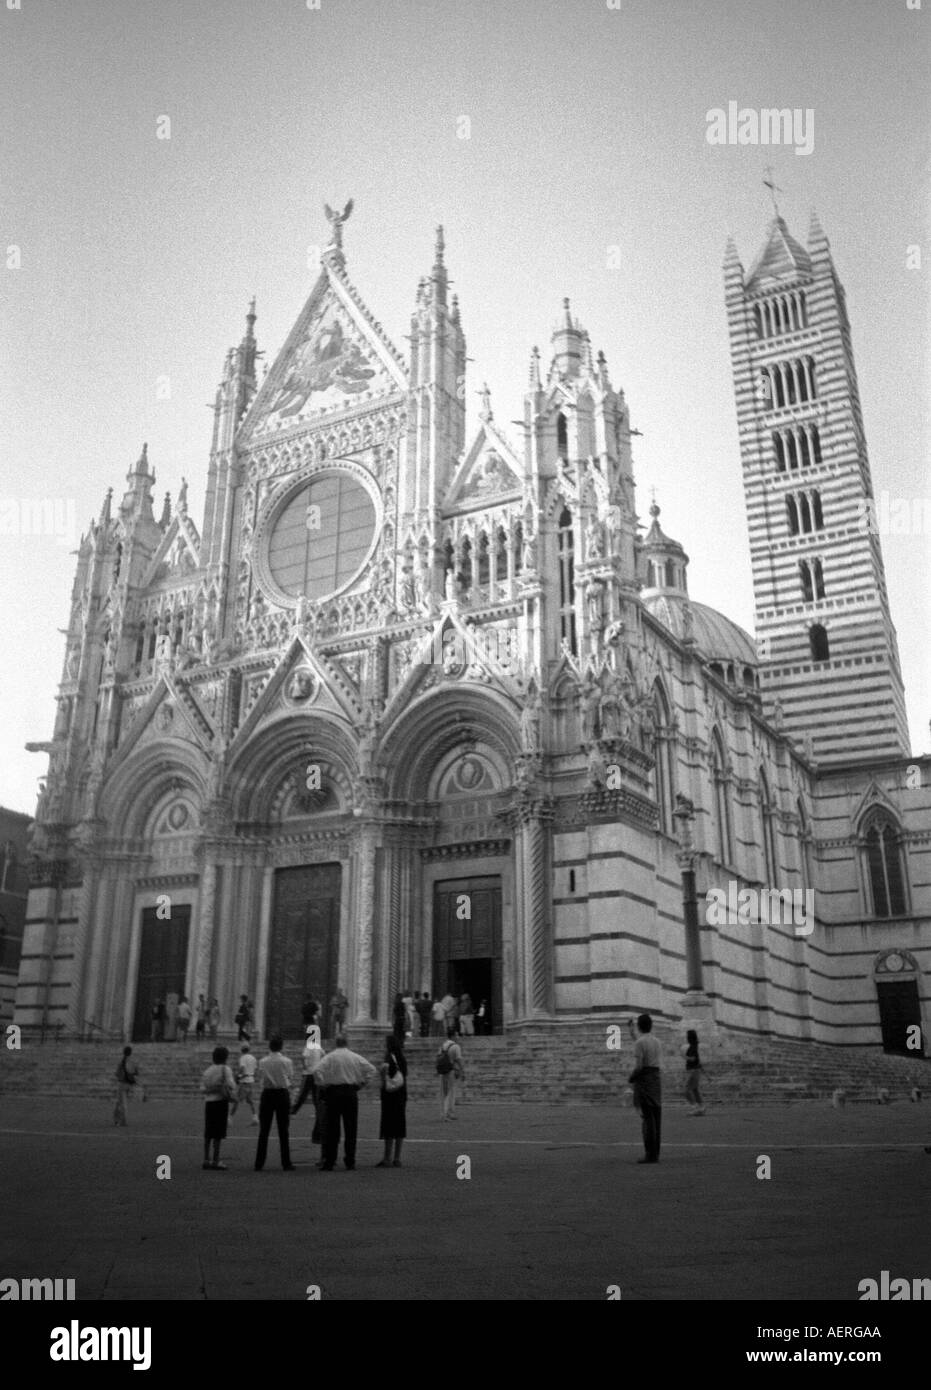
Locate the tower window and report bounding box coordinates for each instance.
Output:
[809,623,829,662]
[799,560,813,604]
[864,816,907,918]
[557,412,568,457]
[773,433,786,471]
[812,426,822,464]
[557,506,576,655]
[812,491,824,530]
[799,493,812,533]
[812,557,825,600]
[786,496,799,536]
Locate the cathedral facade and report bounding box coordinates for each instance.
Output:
[16,207,931,1052]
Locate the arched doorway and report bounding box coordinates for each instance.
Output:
[874,951,923,1056]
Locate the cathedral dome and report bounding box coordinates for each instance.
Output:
[640,500,758,688]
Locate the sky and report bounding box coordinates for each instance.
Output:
[0,0,929,814]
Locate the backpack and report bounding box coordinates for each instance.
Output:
[436,1043,454,1075]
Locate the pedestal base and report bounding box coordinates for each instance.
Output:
[679,992,717,1034]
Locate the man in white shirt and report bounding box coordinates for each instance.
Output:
[254,1036,295,1171]
[629,1013,662,1164]
[231,1043,259,1124]
[314,1035,376,1171]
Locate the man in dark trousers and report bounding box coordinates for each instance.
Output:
[415,992,432,1038]
[254,1035,295,1171]
[313,1035,376,1171]
[629,1013,662,1164]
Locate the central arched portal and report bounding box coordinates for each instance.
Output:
[433,875,503,1033]
[266,863,342,1038]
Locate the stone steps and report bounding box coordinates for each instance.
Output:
[1,1030,925,1105]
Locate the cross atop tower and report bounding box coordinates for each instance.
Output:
[763,166,783,216]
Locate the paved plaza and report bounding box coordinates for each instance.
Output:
[1,1094,928,1301]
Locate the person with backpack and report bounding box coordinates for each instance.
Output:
[201,1045,236,1170]
[436,1034,463,1120]
[194,994,207,1041]
[376,1034,408,1167]
[234,994,252,1042]
[113,1046,142,1126]
[682,1028,705,1115]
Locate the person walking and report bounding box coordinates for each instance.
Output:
[436,1034,463,1121]
[440,992,458,1037]
[313,1035,376,1171]
[234,994,252,1042]
[292,1025,323,1119]
[177,996,192,1043]
[458,993,475,1036]
[416,992,432,1038]
[402,990,415,1038]
[430,996,447,1038]
[476,998,491,1035]
[113,1046,140,1126]
[201,1046,236,1170]
[629,1013,662,1164]
[682,1028,705,1115]
[376,1034,407,1168]
[232,1042,259,1124]
[195,994,207,1042]
[254,1036,295,1171]
[207,998,220,1041]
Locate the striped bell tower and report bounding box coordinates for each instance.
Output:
[724,210,910,764]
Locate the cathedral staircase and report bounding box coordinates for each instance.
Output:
[0,1024,926,1105]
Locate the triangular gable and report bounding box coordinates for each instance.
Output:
[383,612,522,722]
[849,779,901,833]
[239,264,408,443]
[229,634,362,752]
[111,674,212,773]
[443,419,523,511]
[745,217,812,289]
[141,513,201,587]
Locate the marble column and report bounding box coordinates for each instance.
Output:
[67,860,100,1034]
[194,858,218,1003]
[352,824,377,1024]
[518,813,552,1017]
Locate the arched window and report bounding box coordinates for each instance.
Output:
[787,432,799,469]
[458,538,472,594]
[513,521,523,576]
[495,527,508,582]
[759,771,778,884]
[556,412,568,457]
[812,557,825,600]
[799,493,812,533]
[799,560,813,604]
[812,491,824,530]
[652,681,675,835]
[711,731,733,866]
[753,305,763,339]
[557,506,576,655]
[665,559,676,587]
[786,496,799,535]
[443,537,455,590]
[809,623,830,662]
[773,432,786,471]
[811,426,822,464]
[863,815,907,918]
[476,532,490,588]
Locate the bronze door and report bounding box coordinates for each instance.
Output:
[877,979,921,1055]
[132,905,190,1041]
[267,864,341,1038]
[433,876,502,1034]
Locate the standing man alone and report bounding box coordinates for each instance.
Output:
[629,1013,662,1164]
[314,1035,376,1171]
[254,1035,295,1172]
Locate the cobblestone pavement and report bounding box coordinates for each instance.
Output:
[1,1096,928,1300]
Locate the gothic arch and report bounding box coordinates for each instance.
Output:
[380,686,520,803]
[98,743,208,839]
[226,714,357,824]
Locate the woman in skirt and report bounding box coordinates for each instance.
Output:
[201,1046,236,1169]
[376,1034,407,1168]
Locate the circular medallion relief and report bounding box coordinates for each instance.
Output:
[263,468,378,605]
[883,952,904,973]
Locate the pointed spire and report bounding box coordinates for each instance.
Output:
[450,293,460,326]
[159,492,171,528]
[723,235,741,268]
[596,349,611,389]
[478,382,493,421]
[431,224,448,307]
[562,297,573,330]
[581,331,594,374]
[98,487,113,527]
[807,208,830,254]
[244,296,256,341]
[529,346,542,390]
[136,442,149,472]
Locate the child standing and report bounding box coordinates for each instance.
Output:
[201,1046,235,1169]
[232,1042,259,1124]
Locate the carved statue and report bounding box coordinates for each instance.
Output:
[324,198,354,251]
[521,533,537,572]
[587,579,606,633]
[520,683,542,753]
[587,742,607,788]
[444,569,457,602]
[579,671,600,745]
[287,668,315,703]
[598,670,622,740]
[585,515,605,561]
